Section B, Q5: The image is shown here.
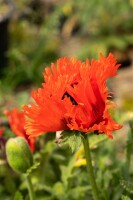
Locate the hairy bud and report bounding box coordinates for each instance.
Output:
[6,137,33,174]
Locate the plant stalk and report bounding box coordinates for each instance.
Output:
[82,133,100,200]
[26,175,35,200]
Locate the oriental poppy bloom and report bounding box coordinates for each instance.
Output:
[23,53,122,139]
[5,108,35,152]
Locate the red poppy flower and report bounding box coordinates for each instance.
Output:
[5,108,35,152]
[23,53,122,139]
[0,127,4,136]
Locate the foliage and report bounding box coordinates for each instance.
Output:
[13,191,24,200]
[0,119,133,199]
[120,179,133,194]
[59,130,82,152]
[121,195,131,200]
[1,0,133,88]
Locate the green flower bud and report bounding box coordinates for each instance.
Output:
[6,137,33,174]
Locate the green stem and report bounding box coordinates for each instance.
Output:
[26,175,35,200]
[81,133,100,200]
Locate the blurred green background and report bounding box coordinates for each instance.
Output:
[0,0,133,90]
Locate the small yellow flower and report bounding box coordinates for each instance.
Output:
[74,158,86,167]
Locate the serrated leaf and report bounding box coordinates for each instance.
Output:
[25,161,40,176]
[120,179,133,194]
[121,195,131,200]
[60,130,82,152]
[13,191,23,200]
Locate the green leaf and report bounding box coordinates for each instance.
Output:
[44,140,57,154]
[60,130,82,152]
[34,184,52,194]
[68,186,90,200]
[126,120,133,169]
[60,157,75,186]
[13,191,23,200]
[60,165,72,187]
[121,195,131,200]
[52,182,65,198]
[120,179,133,194]
[89,134,107,148]
[4,175,16,194]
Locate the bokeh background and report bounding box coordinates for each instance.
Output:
[0,0,133,95]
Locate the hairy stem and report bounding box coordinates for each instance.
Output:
[26,175,35,200]
[82,133,100,200]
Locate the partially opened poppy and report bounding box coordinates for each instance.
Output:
[23,53,122,139]
[5,108,35,152]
